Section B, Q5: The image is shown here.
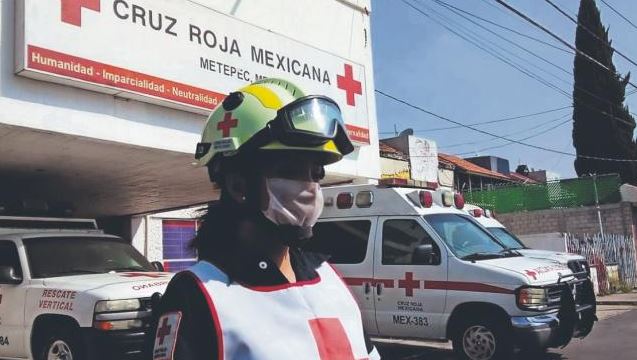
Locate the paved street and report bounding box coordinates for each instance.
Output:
[374,305,637,360]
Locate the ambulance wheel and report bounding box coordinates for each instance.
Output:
[452,315,513,360]
[36,325,84,360]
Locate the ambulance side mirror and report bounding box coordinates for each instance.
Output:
[413,244,439,265]
[151,261,165,272]
[0,265,22,284]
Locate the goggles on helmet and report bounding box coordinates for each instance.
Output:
[242,95,354,155]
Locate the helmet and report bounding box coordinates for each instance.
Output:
[194,79,354,172]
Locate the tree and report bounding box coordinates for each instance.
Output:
[573,0,637,183]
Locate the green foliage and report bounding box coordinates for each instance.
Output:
[573,0,637,183]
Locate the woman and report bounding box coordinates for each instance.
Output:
[149,79,380,359]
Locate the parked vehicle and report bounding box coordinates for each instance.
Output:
[307,180,596,360]
[0,216,173,360]
[464,204,591,279]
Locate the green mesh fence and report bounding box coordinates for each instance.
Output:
[463,174,622,213]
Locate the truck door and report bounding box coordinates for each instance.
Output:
[373,217,448,339]
[0,241,27,358]
[308,217,379,335]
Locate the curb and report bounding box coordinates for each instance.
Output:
[596,300,637,306]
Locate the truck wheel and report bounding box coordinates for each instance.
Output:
[452,316,513,360]
[36,326,84,360]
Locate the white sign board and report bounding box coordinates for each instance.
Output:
[408,136,438,182]
[15,0,370,144]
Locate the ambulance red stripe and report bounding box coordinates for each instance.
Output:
[343,277,512,294]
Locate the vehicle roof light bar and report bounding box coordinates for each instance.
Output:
[378,178,439,190]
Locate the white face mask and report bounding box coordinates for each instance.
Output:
[262,177,324,228]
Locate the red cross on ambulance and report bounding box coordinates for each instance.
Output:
[398,272,421,297]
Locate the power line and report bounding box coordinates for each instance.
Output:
[431,0,573,55]
[431,0,572,76]
[458,117,571,155]
[375,88,637,162]
[402,0,572,98]
[543,0,637,69]
[599,0,637,31]
[405,0,635,127]
[494,0,637,92]
[441,113,571,149]
[378,106,570,135]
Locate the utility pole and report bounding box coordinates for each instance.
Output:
[592,174,605,236]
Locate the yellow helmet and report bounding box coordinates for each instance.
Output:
[194,78,354,170]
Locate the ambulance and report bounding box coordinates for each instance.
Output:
[0,216,174,360]
[308,180,597,360]
[464,204,591,279]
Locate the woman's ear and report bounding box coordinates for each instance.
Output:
[224,172,248,203]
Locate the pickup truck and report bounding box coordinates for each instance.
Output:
[0,216,173,360]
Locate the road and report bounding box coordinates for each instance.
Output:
[374,305,637,360]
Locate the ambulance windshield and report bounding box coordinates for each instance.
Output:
[487,227,526,250]
[424,214,508,260]
[24,237,155,278]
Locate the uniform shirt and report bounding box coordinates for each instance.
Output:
[147,247,379,359]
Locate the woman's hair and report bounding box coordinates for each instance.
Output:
[190,153,262,263]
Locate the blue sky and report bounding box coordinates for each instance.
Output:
[371,0,637,178]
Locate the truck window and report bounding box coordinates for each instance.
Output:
[0,241,22,278]
[382,219,440,265]
[306,220,371,264]
[424,214,505,259]
[23,237,154,278]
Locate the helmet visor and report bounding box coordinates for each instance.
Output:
[287,97,342,137]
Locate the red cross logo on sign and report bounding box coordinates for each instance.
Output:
[120,272,165,278]
[337,64,363,106]
[398,272,420,297]
[309,318,367,360]
[61,0,101,27]
[217,112,239,137]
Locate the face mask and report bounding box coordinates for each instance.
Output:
[262,177,324,228]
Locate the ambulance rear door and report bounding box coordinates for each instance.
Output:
[373,216,448,339]
[309,217,379,335]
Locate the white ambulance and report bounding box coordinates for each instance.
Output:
[308,180,597,360]
[0,216,174,360]
[464,204,591,278]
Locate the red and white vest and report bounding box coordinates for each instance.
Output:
[188,260,371,360]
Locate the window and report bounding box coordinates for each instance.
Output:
[0,241,22,278]
[306,220,371,264]
[424,214,504,259]
[162,220,198,272]
[382,219,440,265]
[23,237,153,278]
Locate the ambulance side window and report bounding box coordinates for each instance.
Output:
[0,241,22,278]
[307,220,371,264]
[382,220,440,265]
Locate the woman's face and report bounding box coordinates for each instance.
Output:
[257,153,325,211]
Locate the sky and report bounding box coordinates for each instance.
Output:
[371,0,637,179]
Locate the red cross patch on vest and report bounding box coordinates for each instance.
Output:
[153,311,182,360]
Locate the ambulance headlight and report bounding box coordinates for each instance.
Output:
[516,287,549,311]
[95,299,141,313]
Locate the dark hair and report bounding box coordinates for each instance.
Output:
[190,153,263,263]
